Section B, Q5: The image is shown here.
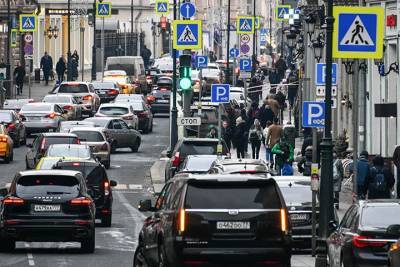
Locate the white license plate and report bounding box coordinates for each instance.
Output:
[34,205,61,212]
[98,91,106,95]
[216,221,250,230]
[28,117,41,121]
[157,100,169,103]
[290,213,308,221]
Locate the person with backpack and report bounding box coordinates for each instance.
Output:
[248,119,263,159]
[364,155,394,199]
[349,150,371,199]
[272,137,294,175]
[333,152,344,209]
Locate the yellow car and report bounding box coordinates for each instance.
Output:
[103,71,134,94]
[0,124,13,163]
[36,157,83,170]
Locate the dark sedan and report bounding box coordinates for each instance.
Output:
[147,89,170,114]
[0,110,26,147]
[92,81,120,103]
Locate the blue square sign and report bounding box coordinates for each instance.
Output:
[196,56,208,68]
[240,58,252,72]
[315,63,337,86]
[173,20,202,50]
[211,84,230,103]
[302,101,325,128]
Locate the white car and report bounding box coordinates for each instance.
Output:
[95,103,139,130]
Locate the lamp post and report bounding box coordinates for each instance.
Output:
[6,0,11,97]
[311,33,324,63]
[225,0,231,84]
[91,0,97,81]
[170,0,178,150]
[67,0,72,81]
[286,29,297,68]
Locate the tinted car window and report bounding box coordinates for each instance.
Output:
[38,158,60,170]
[44,137,79,150]
[84,118,109,127]
[185,181,282,209]
[99,106,129,116]
[92,82,117,89]
[360,205,400,228]
[59,84,89,93]
[180,142,226,157]
[21,105,52,112]
[107,64,135,76]
[16,175,80,198]
[183,157,216,171]
[55,164,106,185]
[47,146,91,158]
[130,102,144,111]
[43,96,71,103]
[71,131,104,142]
[0,112,12,122]
[152,90,170,98]
[279,185,313,205]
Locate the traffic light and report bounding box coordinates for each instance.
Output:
[179,54,192,91]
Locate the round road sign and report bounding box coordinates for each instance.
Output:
[229,48,239,58]
[24,33,33,43]
[240,34,250,43]
[240,44,250,54]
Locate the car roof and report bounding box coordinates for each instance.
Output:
[44,94,73,98]
[99,103,131,108]
[70,127,104,132]
[359,199,400,207]
[186,155,219,160]
[47,144,90,149]
[60,81,90,85]
[181,138,220,143]
[62,120,95,125]
[23,102,53,107]
[42,133,78,137]
[18,169,83,177]
[171,173,277,183]
[214,158,266,166]
[85,117,114,122]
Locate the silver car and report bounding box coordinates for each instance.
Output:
[69,127,111,169]
[59,121,96,133]
[95,103,139,130]
[42,94,82,120]
[19,103,68,134]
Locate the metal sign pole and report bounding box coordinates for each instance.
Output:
[311,128,318,256]
[218,103,222,154]
[198,68,203,138]
[243,78,248,108]
[28,59,31,99]
[101,17,105,81]
[233,57,236,86]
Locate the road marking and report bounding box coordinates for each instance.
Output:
[24,243,35,266]
[113,184,144,190]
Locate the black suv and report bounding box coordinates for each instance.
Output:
[52,159,117,227]
[134,174,292,267]
[0,170,96,253]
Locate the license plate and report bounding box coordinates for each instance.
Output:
[28,117,40,121]
[97,91,106,95]
[34,205,61,212]
[290,213,308,221]
[216,221,250,230]
[157,100,169,103]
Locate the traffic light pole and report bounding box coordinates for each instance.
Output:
[225,0,231,83]
[91,0,97,81]
[170,0,178,149]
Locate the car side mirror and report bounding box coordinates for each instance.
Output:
[138,199,153,212]
[387,224,400,237]
[166,150,172,158]
[110,180,117,187]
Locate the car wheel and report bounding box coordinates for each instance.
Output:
[111,141,117,153]
[0,237,15,252]
[143,121,150,134]
[81,228,95,253]
[133,245,149,267]
[4,152,10,164]
[101,213,112,227]
[131,138,140,153]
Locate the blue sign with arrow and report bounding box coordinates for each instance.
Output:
[180,2,196,19]
[196,56,208,68]
[240,58,252,72]
[315,63,338,86]
[302,101,325,128]
[211,84,230,103]
[229,48,239,58]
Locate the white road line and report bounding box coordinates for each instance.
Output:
[24,243,35,266]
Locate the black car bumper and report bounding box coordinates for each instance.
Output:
[151,103,169,114]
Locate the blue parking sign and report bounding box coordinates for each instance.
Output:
[240,58,252,72]
[302,102,325,128]
[211,84,230,103]
[315,63,337,86]
[196,56,208,68]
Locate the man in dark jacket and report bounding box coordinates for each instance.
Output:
[393,145,400,198]
[14,63,26,95]
[350,150,371,199]
[40,52,53,85]
[258,100,275,128]
[275,56,287,82]
[221,120,233,151]
[140,45,152,69]
[232,117,247,159]
[55,56,66,82]
[364,155,394,199]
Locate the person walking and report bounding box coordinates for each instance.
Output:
[248,119,263,159]
[268,68,280,93]
[364,155,395,199]
[287,68,299,108]
[349,150,371,199]
[392,145,400,198]
[221,120,233,151]
[247,102,260,126]
[275,55,287,82]
[333,152,344,209]
[13,63,25,95]
[263,121,273,165]
[140,45,152,69]
[40,52,53,85]
[265,95,280,119]
[56,56,66,83]
[258,100,275,128]
[298,146,313,176]
[232,117,247,159]
[206,125,217,138]
[266,118,283,168]
[272,137,294,175]
[72,50,79,63]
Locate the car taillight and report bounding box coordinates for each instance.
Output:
[108,89,119,95]
[45,113,57,119]
[137,112,147,118]
[7,123,15,130]
[63,105,73,110]
[72,162,81,166]
[0,137,7,142]
[3,196,24,205]
[195,81,200,85]
[75,139,80,144]
[122,115,133,120]
[70,197,92,206]
[104,180,110,196]
[101,143,108,151]
[83,95,92,101]
[280,209,288,234]
[172,152,180,167]
[147,95,156,103]
[178,209,185,233]
[160,88,168,91]
[390,242,400,252]
[235,67,240,74]
[352,235,387,248]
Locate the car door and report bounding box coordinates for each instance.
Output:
[26,135,41,168]
[117,119,131,146]
[106,120,118,144]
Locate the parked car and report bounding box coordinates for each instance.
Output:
[0,124,13,163]
[114,94,150,107]
[145,67,161,88]
[165,138,229,180]
[42,94,82,120]
[52,159,117,227]
[129,101,153,133]
[176,155,218,175]
[0,170,96,253]
[2,99,34,111]
[209,159,269,174]
[134,174,292,266]
[95,103,139,130]
[19,103,68,134]
[59,120,96,133]
[146,89,170,114]
[25,133,80,169]
[327,200,400,267]
[35,156,81,170]
[92,81,120,103]
[69,127,111,169]
[0,109,26,147]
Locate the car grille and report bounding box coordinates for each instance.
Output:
[289,212,311,226]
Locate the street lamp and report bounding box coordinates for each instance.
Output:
[342,58,354,75]
[305,14,316,40]
[311,32,324,63]
[286,29,297,67]
[46,25,59,39]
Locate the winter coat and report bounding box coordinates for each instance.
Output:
[297,149,313,176]
[13,66,26,83]
[258,104,275,128]
[272,141,294,167]
[266,124,283,149]
[232,122,248,149]
[349,158,371,190]
[365,166,394,199]
[248,127,263,144]
[283,124,296,149]
[40,55,53,73]
[393,145,400,168]
[56,59,66,75]
[266,98,280,117]
[222,126,233,149]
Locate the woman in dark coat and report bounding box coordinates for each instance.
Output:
[232,117,248,159]
[56,56,66,82]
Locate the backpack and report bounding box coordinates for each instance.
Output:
[249,130,259,141]
[282,163,294,176]
[370,167,387,192]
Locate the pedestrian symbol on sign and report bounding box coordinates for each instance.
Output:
[340,16,373,45]
[178,26,196,42]
[22,18,34,29]
[158,3,167,12]
[99,5,109,15]
[240,20,251,31]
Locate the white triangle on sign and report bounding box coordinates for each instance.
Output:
[240,19,252,31]
[278,8,287,18]
[178,25,197,42]
[340,15,374,46]
[23,18,34,28]
[99,5,109,15]
[158,3,167,12]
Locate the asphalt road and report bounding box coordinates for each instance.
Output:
[0,116,170,267]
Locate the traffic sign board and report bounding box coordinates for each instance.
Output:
[211,84,230,103]
[240,34,250,43]
[173,20,202,50]
[177,117,201,126]
[155,0,169,15]
[20,14,37,32]
[229,48,239,58]
[196,56,208,68]
[275,5,290,21]
[240,58,252,72]
[316,97,337,109]
[239,72,251,79]
[315,63,338,86]
[333,6,384,59]
[180,2,196,19]
[302,101,325,128]
[316,86,338,97]
[24,33,33,43]
[284,9,300,25]
[96,2,112,18]
[11,29,17,48]
[237,16,254,34]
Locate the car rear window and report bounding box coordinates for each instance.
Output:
[107,64,135,76]
[72,131,104,142]
[16,175,80,198]
[60,122,94,132]
[43,96,71,103]
[279,185,313,205]
[55,164,106,185]
[0,112,12,122]
[152,91,170,98]
[99,106,129,116]
[47,146,91,158]
[92,82,116,89]
[180,142,227,157]
[59,84,89,93]
[184,157,216,172]
[185,182,282,209]
[130,102,144,111]
[361,205,400,228]
[38,158,61,170]
[44,137,79,149]
[21,105,52,112]
[84,118,109,127]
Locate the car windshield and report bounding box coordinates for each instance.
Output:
[361,205,400,228]
[180,142,226,157]
[279,184,313,205]
[47,145,91,158]
[185,181,281,209]
[92,82,116,89]
[38,158,62,170]
[107,64,135,76]
[183,157,217,172]
[84,118,109,128]
[43,137,79,150]
[71,131,104,142]
[99,106,129,116]
[104,77,127,84]
[16,175,80,198]
[20,105,52,112]
[0,112,12,122]
[58,84,89,93]
[60,122,95,132]
[43,95,71,103]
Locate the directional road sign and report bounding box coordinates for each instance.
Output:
[333,6,384,59]
[211,84,230,103]
[302,101,325,128]
[240,58,252,72]
[155,0,169,15]
[260,28,267,46]
[20,14,37,32]
[173,20,202,50]
[276,5,290,21]
[196,56,208,68]
[237,16,254,34]
[180,2,196,19]
[316,86,338,97]
[315,63,338,86]
[96,2,112,18]
[229,48,239,58]
[316,97,337,109]
[11,29,17,48]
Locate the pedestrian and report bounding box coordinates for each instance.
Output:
[297,146,313,176]
[365,155,395,199]
[269,68,280,91]
[206,125,217,139]
[13,62,25,95]
[232,117,247,159]
[258,100,275,128]
[240,107,250,153]
[221,120,233,151]
[275,88,286,121]
[72,50,79,63]
[140,45,152,69]
[263,121,273,165]
[266,117,283,168]
[287,68,299,108]
[248,119,263,159]
[349,150,371,200]
[71,58,78,81]
[40,52,53,85]
[283,121,296,150]
[247,102,260,126]
[56,55,66,83]
[275,55,287,82]
[392,145,400,198]
[333,152,344,209]
[272,137,294,175]
[265,95,280,118]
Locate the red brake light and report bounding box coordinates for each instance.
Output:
[0,137,7,142]
[104,180,110,196]
[63,105,73,110]
[83,95,92,101]
[108,89,119,95]
[147,95,156,103]
[70,197,92,206]
[7,123,15,130]
[172,152,180,167]
[238,170,258,174]
[280,209,288,234]
[160,88,168,91]
[72,162,81,166]
[3,196,24,205]
[352,235,387,248]
[45,113,56,119]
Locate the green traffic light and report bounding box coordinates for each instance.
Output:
[179,77,192,90]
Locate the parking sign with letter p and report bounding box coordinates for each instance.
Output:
[302,101,325,128]
[211,84,230,103]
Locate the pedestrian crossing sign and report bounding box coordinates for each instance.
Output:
[155,0,169,15]
[237,16,254,34]
[275,5,290,21]
[96,2,112,18]
[173,20,202,50]
[20,14,37,32]
[333,6,384,59]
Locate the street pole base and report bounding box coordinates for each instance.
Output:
[315,255,328,267]
[315,238,328,267]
